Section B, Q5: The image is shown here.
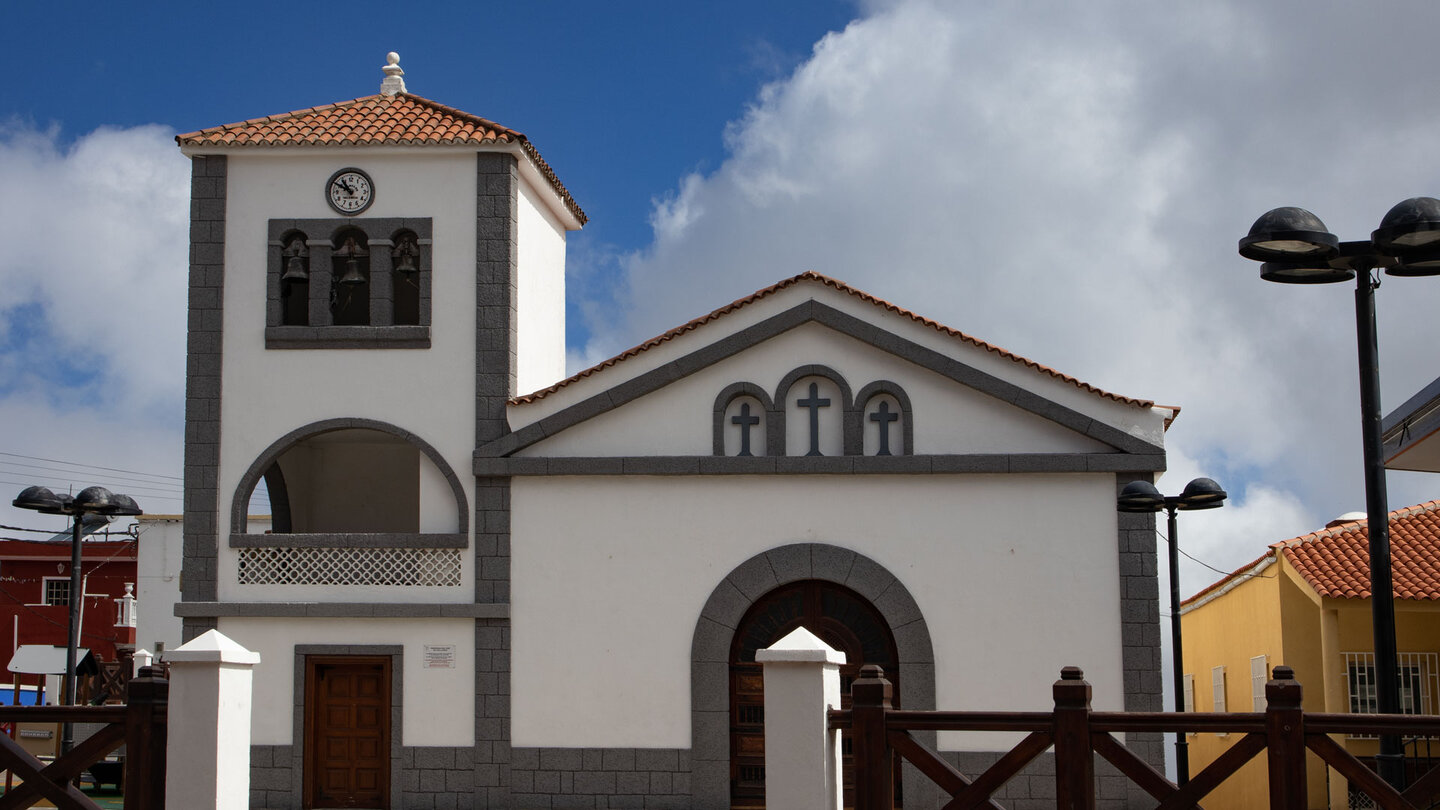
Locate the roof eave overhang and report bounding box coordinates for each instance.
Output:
[1382,373,1440,472]
[176,141,585,231]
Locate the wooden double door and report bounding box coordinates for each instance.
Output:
[729,580,900,809]
[304,657,391,809]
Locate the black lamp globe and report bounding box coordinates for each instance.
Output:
[1374,197,1440,277]
[1241,207,1354,284]
[1116,480,1165,513]
[1239,207,1340,262]
[13,485,61,513]
[72,486,116,514]
[1373,197,1440,253]
[109,494,143,517]
[1177,477,1227,510]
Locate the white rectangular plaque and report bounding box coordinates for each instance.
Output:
[423,644,456,669]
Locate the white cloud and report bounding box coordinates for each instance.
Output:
[576,0,1440,588]
[0,123,189,530]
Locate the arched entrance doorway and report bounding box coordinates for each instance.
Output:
[729,579,899,809]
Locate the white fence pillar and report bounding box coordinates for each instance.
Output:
[757,626,846,810]
[164,629,260,810]
[132,648,153,676]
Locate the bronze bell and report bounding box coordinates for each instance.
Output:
[282,255,309,282]
[393,235,419,275]
[338,257,366,286]
[334,235,368,286]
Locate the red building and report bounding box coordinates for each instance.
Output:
[0,535,138,671]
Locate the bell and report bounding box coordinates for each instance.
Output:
[338,258,366,286]
[394,250,418,275]
[282,256,309,282]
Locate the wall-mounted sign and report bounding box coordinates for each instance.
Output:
[423,644,456,669]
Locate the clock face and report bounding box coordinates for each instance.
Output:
[327,168,374,215]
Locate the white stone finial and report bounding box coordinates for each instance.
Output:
[380,51,407,96]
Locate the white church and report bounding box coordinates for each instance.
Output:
[170,54,1172,810]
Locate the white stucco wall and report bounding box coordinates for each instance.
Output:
[136,516,184,655]
[509,474,1126,751]
[515,177,568,396]
[218,617,475,747]
[216,150,480,602]
[516,323,1114,458]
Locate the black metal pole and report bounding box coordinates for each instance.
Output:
[1166,504,1189,785]
[1355,269,1405,788]
[61,513,82,756]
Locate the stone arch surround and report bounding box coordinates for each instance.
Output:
[228,417,470,536]
[689,543,938,810]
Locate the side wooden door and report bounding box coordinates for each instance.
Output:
[305,656,391,809]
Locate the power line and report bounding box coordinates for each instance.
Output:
[0,479,184,504]
[0,459,182,488]
[0,452,182,482]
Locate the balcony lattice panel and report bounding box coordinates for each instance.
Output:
[237,547,462,587]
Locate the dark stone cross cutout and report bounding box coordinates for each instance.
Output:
[797,382,831,456]
[869,400,899,456]
[731,402,760,457]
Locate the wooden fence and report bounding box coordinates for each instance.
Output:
[831,664,1440,810]
[0,666,166,810]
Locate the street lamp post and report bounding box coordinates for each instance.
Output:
[1117,476,1227,786]
[11,485,141,754]
[1238,197,1440,789]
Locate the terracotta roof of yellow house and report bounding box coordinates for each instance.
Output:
[1279,499,1440,600]
[175,93,586,224]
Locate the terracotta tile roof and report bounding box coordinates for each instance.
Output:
[1278,500,1440,600]
[175,93,585,224]
[512,271,1157,409]
[1182,552,1274,609]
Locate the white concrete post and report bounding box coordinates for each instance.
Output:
[132,648,153,676]
[757,626,846,810]
[164,630,261,810]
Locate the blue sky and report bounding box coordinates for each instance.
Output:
[5,0,1440,603]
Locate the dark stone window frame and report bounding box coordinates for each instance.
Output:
[265,218,433,349]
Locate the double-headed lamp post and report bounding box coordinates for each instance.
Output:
[11,485,141,754]
[1117,477,1227,786]
[1238,197,1440,789]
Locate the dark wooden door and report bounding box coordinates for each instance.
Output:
[729,580,899,809]
[305,657,390,809]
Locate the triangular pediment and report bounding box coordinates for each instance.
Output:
[477,275,1167,471]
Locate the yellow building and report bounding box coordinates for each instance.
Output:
[1180,499,1440,810]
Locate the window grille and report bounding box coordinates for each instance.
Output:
[237,547,462,587]
[43,578,69,606]
[1343,651,1439,740]
[1251,655,1269,711]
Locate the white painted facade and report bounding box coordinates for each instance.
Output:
[511,473,1125,751]
[217,617,476,747]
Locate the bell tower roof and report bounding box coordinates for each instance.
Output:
[175,68,586,227]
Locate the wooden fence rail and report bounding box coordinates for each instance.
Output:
[0,666,166,810]
[831,664,1440,810]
